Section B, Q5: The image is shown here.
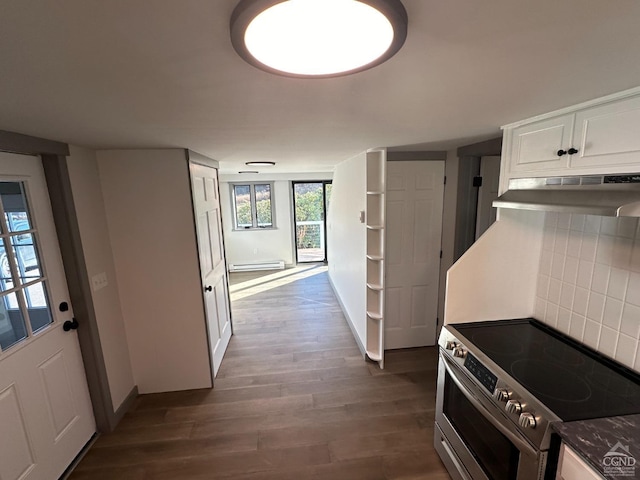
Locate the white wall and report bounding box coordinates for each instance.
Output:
[66,145,135,411]
[535,213,640,372]
[97,149,212,393]
[327,152,367,349]
[445,209,545,324]
[219,172,332,267]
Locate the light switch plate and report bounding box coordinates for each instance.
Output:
[91,272,108,292]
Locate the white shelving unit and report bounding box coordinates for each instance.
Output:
[365,149,386,368]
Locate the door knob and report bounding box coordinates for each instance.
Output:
[63,318,79,331]
[557,149,567,156]
[204,285,213,292]
[567,147,579,155]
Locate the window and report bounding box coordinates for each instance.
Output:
[231,183,275,229]
[0,181,53,352]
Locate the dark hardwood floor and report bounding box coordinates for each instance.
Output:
[69,265,450,479]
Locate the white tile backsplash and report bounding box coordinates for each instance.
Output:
[616,334,638,367]
[537,213,640,372]
[583,319,601,349]
[627,272,640,306]
[580,234,597,261]
[559,284,575,310]
[591,263,610,295]
[584,215,601,234]
[603,298,623,330]
[601,217,619,236]
[573,287,589,316]
[586,292,605,322]
[607,267,629,300]
[621,304,640,338]
[598,326,618,357]
[563,256,579,284]
[576,260,594,289]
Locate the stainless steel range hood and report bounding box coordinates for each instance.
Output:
[493,174,640,217]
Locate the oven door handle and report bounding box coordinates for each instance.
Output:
[441,354,538,458]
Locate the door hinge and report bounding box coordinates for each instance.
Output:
[443,176,447,185]
[436,317,440,326]
[473,176,483,187]
[440,250,443,259]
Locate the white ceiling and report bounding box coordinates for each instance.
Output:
[1,0,640,174]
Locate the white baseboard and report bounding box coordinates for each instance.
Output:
[328,274,366,359]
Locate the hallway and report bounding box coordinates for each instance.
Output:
[69,265,448,479]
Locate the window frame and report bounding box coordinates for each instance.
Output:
[230,182,276,230]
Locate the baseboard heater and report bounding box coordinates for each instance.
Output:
[228,260,285,272]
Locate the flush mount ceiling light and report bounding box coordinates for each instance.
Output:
[230,0,408,78]
[245,161,277,166]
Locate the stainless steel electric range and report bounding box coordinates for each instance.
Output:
[434,318,640,480]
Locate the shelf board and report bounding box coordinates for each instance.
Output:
[366,311,383,321]
[367,282,383,291]
[366,225,384,230]
[366,254,383,261]
[366,350,382,362]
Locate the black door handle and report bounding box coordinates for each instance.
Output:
[204,285,213,292]
[63,318,79,331]
[567,147,579,155]
[557,149,567,156]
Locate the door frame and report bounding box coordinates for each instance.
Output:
[453,137,502,261]
[291,180,332,264]
[0,129,130,434]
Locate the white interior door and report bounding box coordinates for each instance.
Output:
[0,152,95,480]
[385,161,445,349]
[190,162,232,378]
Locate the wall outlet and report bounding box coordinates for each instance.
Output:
[91,272,108,292]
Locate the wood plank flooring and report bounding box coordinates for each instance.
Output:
[69,265,450,480]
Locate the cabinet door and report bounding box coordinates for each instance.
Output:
[570,94,640,169]
[509,114,574,174]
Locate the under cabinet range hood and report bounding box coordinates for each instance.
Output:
[493,173,640,217]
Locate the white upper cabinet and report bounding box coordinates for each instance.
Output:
[571,94,640,169]
[509,114,574,173]
[501,87,640,192]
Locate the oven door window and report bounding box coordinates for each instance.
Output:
[444,373,520,480]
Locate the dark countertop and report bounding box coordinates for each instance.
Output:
[553,414,640,479]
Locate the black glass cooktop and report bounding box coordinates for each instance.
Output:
[454,318,640,422]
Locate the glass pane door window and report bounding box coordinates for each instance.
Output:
[293,181,332,263]
[0,181,53,352]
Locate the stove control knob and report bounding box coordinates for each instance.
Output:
[493,388,511,402]
[445,341,457,350]
[505,400,522,415]
[453,347,466,358]
[519,412,537,429]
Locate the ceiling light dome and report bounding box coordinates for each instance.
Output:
[230,0,408,78]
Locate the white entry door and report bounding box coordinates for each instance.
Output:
[0,153,95,480]
[190,161,232,378]
[385,161,445,349]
